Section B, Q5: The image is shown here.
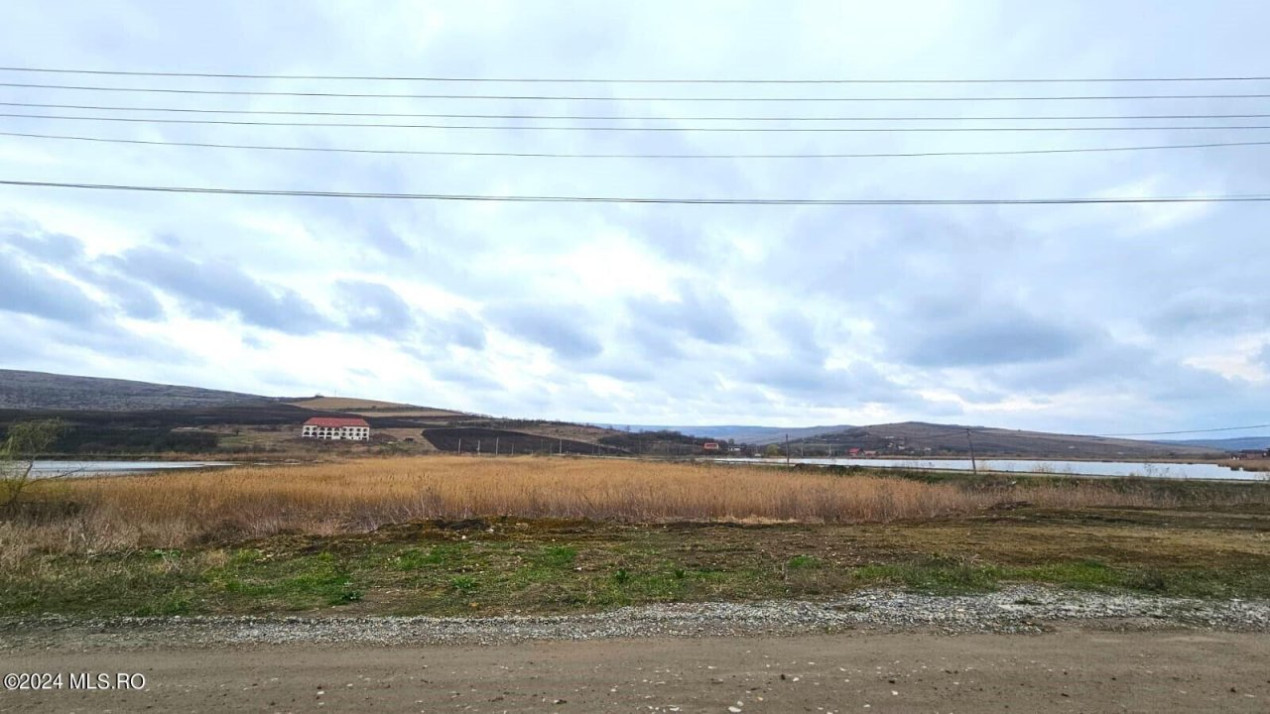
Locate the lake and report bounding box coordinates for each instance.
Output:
[721,457,1266,481]
[25,460,236,479]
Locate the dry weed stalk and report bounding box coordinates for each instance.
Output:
[0,457,1217,559]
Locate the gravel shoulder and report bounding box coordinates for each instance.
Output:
[3,586,1268,652]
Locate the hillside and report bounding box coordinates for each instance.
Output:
[1162,436,1270,451]
[0,370,643,456]
[0,369,272,411]
[288,396,468,419]
[787,422,1224,459]
[602,424,850,445]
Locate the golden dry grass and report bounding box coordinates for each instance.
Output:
[289,397,463,417]
[0,457,1211,564]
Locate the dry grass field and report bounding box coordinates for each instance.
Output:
[3,457,1270,617]
[0,457,1252,561]
[1221,457,1270,473]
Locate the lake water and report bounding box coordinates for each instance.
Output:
[721,457,1266,482]
[24,460,235,479]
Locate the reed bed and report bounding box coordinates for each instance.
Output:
[0,457,1215,562]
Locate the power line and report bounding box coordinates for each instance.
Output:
[6,82,1270,102]
[12,101,1270,121]
[1099,424,1270,437]
[3,178,1269,205]
[12,101,1270,122]
[7,129,1270,160]
[4,66,1270,83]
[8,112,1270,133]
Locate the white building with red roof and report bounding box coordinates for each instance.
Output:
[301,416,371,441]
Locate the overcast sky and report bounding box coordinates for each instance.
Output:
[1,0,1268,434]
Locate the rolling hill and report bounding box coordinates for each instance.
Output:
[603,424,853,445]
[1161,436,1270,451]
[0,370,1237,459]
[785,422,1224,459]
[0,369,273,411]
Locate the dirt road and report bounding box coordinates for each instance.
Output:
[3,628,1268,712]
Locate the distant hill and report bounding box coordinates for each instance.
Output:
[786,421,1224,459]
[288,396,468,419]
[1161,436,1270,451]
[0,369,273,411]
[597,424,852,445]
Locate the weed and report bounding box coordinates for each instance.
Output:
[786,555,822,570]
[450,575,478,593]
[534,546,578,569]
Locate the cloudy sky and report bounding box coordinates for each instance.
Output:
[1,0,1268,434]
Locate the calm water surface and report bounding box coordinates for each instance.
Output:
[28,460,235,478]
[722,457,1265,481]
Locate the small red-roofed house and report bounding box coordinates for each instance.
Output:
[301,416,371,441]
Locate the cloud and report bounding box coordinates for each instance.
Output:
[335,280,415,337]
[425,311,486,351]
[4,225,168,321]
[108,246,334,335]
[3,227,85,263]
[0,257,102,326]
[487,302,603,359]
[1147,293,1270,337]
[899,313,1089,368]
[3,1,1270,431]
[625,283,744,347]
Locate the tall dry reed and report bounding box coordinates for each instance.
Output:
[0,457,1217,561]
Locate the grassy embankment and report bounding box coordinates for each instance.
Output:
[2,457,1269,617]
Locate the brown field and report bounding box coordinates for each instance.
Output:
[288,397,464,417]
[1221,457,1270,473]
[3,456,1259,563]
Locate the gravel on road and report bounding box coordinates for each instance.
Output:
[3,586,1268,651]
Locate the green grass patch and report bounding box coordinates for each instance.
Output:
[786,555,822,570]
[5,512,1270,617]
[853,556,1002,595]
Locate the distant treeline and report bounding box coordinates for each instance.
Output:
[49,426,219,454]
[598,430,725,453]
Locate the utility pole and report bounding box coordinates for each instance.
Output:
[477,439,481,455]
[494,437,499,456]
[558,438,563,455]
[785,434,791,468]
[457,438,462,455]
[966,429,979,476]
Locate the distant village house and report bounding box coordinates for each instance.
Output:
[301,417,371,441]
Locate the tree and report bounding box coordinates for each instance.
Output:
[764,444,782,458]
[0,419,65,510]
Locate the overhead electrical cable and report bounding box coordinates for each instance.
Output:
[1099,424,1270,437]
[6,130,1270,159]
[7,112,1270,132]
[5,82,1270,101]
[2,179,1268,205]
[9,101,1270,122]
[3,66,1270,83]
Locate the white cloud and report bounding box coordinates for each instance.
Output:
[2,0,1269,432]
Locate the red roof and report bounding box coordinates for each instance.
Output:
[304,417,370,428]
